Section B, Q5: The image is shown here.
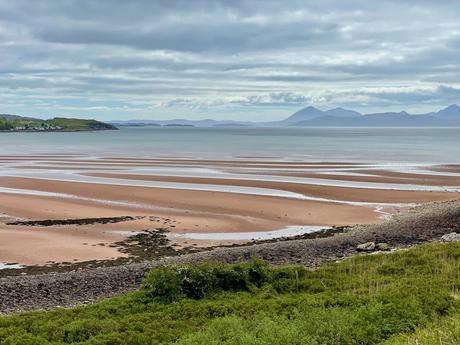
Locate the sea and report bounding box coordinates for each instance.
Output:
[1,126,460,164]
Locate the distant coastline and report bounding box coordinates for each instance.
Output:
[111,104,460,128]
[0,114,117,132]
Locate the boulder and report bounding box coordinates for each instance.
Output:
[376,243,390,251]
[357,242,375,252]
[441,232,460,242]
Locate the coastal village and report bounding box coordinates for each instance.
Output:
[10,123,63,131]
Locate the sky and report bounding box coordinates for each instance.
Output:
[0,0,459,121]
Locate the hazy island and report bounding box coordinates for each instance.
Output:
[0,114,117,132]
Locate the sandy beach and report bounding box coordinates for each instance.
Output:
[2,198,460,313]
[0,155,459,266]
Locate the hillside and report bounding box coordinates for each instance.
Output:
[47,117,117,131]
[0,114,117,132]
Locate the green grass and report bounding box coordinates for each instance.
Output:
[0,242,459,344]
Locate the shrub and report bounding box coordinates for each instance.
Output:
[2,333,51,345]
[61,319,119,343]
[140,266,183,303]
[141,259,275,301]
[385,314,460,345]
[178,263,218,299]
[85,332,151,345]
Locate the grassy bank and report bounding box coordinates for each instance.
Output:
[0,241,459,344]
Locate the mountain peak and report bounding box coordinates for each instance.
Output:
[303,106,321,112]
[446,104,460,111]
[325,107,362,118]
[436,104,460,118]
[281,106,324,124]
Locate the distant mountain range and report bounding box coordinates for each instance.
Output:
[110,118,254,127]
[111,104,460,127]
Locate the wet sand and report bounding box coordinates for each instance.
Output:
[0,156,459,266]
[239,169,460,187]
[0,177,379,265]
[85,173,459,203]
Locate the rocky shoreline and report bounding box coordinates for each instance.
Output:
[0,222,346,278]
[1,199,460,314]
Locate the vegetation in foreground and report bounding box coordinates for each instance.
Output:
[0,242,459,344]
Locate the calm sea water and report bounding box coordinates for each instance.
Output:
[1,126,460,163]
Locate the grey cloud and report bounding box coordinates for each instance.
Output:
[241,92,310,106]
[158,92,310,110]
[0,0,459,120]
[36,17,338,54]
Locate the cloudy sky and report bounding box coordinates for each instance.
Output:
[1,0,459,121]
